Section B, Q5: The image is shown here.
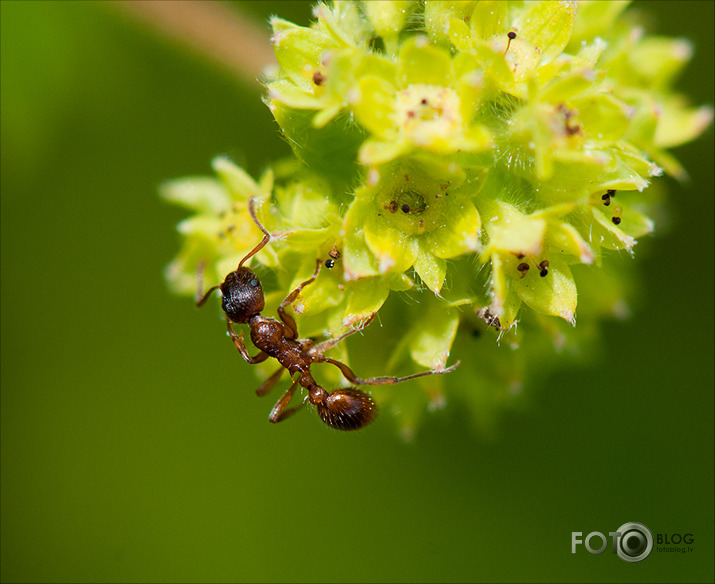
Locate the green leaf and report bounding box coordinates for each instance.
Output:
[270,104,363,183]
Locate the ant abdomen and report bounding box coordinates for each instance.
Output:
[311,387,377,431]
[220,267,264,323]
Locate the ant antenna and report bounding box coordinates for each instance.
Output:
[195,259,219,307]
[504,31,517,56]
[238,198,272,269]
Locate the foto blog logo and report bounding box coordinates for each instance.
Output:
[571,522,653,563]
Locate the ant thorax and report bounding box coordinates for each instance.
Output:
[249,316,293,356]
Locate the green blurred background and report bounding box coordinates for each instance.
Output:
[1,1,713,582]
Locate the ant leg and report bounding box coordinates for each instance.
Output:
[226,317,269,364]
[277,258,322,339]
[307,313,376,356]
[268,378,303,423]
[255,367,284,396]
[195,260,219,307]
[238,198,272,269]
[323,357,461,386]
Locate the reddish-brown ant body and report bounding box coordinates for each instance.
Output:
[197,199,459,431]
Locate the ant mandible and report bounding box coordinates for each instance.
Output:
[196,198,460,431]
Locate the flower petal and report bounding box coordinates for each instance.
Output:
[398,37,453,86]
[414,247,447,293]
[343,195,380,280]
[364,212,419,273]
[272,27,338,93]
[655,102,714,149]
[358,138,411,166]
[267,80,324,110]
[160,178,230,215]
[342,277,391,328]
[547,220,594,265]
[470,1,507,41]
[514,256,577,324]
[582,206,636,252]
[424,198,481,259]
[517,0,576,66]
[481,199,546,257]
[352,76,397,138]
[409,304,459,369]
[212,156,261,201]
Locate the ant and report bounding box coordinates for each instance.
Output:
[196,198,460,431]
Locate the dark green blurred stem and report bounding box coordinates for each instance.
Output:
[113,0,276,87]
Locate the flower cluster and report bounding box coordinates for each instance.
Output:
[165,1,711,437]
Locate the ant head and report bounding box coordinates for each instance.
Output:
[220,267,265,323]
[312,387,377,431]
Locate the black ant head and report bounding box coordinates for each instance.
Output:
[220,267,265,323]
[311,387,377,431]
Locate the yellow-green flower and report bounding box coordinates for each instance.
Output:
[161,157,276,295]
[266,2,369,128]
[164,0,712,436]
[350,37,492,165]
[342,159,481,293]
